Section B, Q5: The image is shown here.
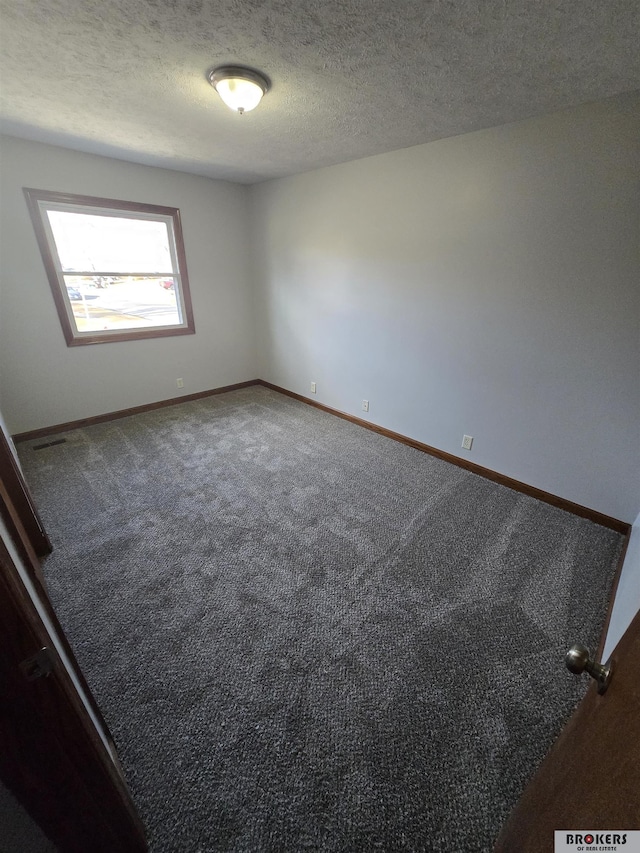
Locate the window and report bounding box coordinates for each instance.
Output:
[24,189,195,346]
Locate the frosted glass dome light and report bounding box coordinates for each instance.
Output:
[208,67,270,115]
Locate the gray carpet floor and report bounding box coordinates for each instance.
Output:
[0,781,58,853]
[18,386,624,852]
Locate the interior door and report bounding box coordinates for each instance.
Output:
[0,529,148,852]
[495,608,640,851]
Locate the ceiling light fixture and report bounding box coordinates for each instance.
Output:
[208,66,270,115]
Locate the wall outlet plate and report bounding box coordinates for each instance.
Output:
[462,434,473,450]
[310,382,317,393]
[176,378,184,389]
[362,400,369,412]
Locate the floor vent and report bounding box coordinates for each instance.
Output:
[32,438,68,451]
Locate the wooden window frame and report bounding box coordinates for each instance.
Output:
[23,188,196,346]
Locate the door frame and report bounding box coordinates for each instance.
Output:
[0,528,148,852]
[0,447,118,749]
[0,426,51,561]
[0,472,147,850]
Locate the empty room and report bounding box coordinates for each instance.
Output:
[0,1,639,851]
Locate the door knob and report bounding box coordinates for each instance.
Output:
[19,647,54,681]
[565,644,612,694]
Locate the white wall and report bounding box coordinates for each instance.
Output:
[603,510,640,660]
[0,136,255,434]
[1,98,638,521]
[251,93,640,523]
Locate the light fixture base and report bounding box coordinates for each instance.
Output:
[207,66,270,114]
[208,66,270,93]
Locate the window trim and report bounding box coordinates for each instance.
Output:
[23,188,196,346]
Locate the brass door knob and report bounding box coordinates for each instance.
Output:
[565,644,612,694]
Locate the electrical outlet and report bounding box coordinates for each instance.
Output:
[176,378,184,389]
[310,382,317,394]
[462,434,473,451]
[362,400,369,412]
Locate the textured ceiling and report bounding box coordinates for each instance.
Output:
[1,0,639,184]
